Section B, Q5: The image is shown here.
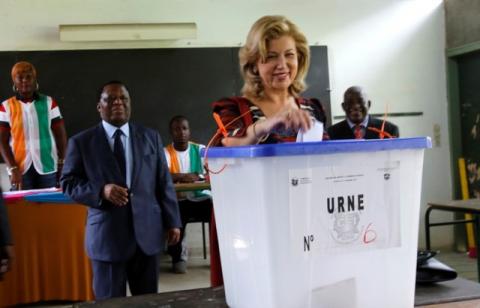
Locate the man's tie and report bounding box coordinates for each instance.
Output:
[354,125,363,139]
[113,129,126,180]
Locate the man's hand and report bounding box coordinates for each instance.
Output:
[167,228,181,245]
[172,173,202,183]
[181,173,201,183]
[102,184,129,206]
[0,245,15,280]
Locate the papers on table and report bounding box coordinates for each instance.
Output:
[3,187,72,203]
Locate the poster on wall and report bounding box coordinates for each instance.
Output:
[289,160,401,255]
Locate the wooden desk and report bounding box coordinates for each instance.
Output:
[0,199,94,307]
[174,182,212,260]
[425,199,480,282]
[174,182,211,192]
[0,184,212,306]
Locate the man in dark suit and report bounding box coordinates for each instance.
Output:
[328,86,399,139]
[61,81,181,299]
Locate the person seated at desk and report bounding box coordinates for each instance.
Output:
[164,115,211,274]
[210,15,329,286]
[327,86,399,140]
[0,188,14,280]
[0,61,67,190]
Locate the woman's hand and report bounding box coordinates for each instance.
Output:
[10,168,22,191]
[220,107,313,147]
[271,108,312,133]
[56,163,63,188]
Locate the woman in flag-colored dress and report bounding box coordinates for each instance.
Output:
[0,61,67,190]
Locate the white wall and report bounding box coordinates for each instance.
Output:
[0,0,452,248]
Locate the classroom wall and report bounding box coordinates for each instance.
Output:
[0,0,451,248]
[445,0,480,48]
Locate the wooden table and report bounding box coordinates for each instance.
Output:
[174,181,212,259]
[0,198,94,307]
[174,182,211,192]
[425,199,480,281]
[0,183,212,306]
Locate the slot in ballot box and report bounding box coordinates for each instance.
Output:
[207,137,431,308]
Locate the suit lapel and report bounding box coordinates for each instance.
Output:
[341,120,355,139]
[130,124,143,189]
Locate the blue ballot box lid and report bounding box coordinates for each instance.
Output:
[204,137,432,158]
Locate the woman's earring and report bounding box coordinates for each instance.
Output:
[252,66,258,75]
[36,82,39,91]
[12,84,17,93]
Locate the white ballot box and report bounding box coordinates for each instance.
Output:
[207,137,431,308]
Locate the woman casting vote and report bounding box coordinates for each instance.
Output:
[209,15,328,287]
[213,15,328,146]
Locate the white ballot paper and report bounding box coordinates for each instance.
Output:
[296,120,324,142]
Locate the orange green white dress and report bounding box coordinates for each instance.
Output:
[0,93,64,175]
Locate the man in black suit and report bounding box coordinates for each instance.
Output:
[61,81,181,299]
[328,86,399,139]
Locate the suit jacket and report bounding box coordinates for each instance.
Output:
[61,123,181,262]
[327,116,399,140]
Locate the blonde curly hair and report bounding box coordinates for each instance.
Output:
[239,15,310,99]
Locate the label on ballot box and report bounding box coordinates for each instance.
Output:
[289,160,401,255]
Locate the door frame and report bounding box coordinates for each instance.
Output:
[447,40,480,199]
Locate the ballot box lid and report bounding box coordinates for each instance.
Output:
[205,137,431,158]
